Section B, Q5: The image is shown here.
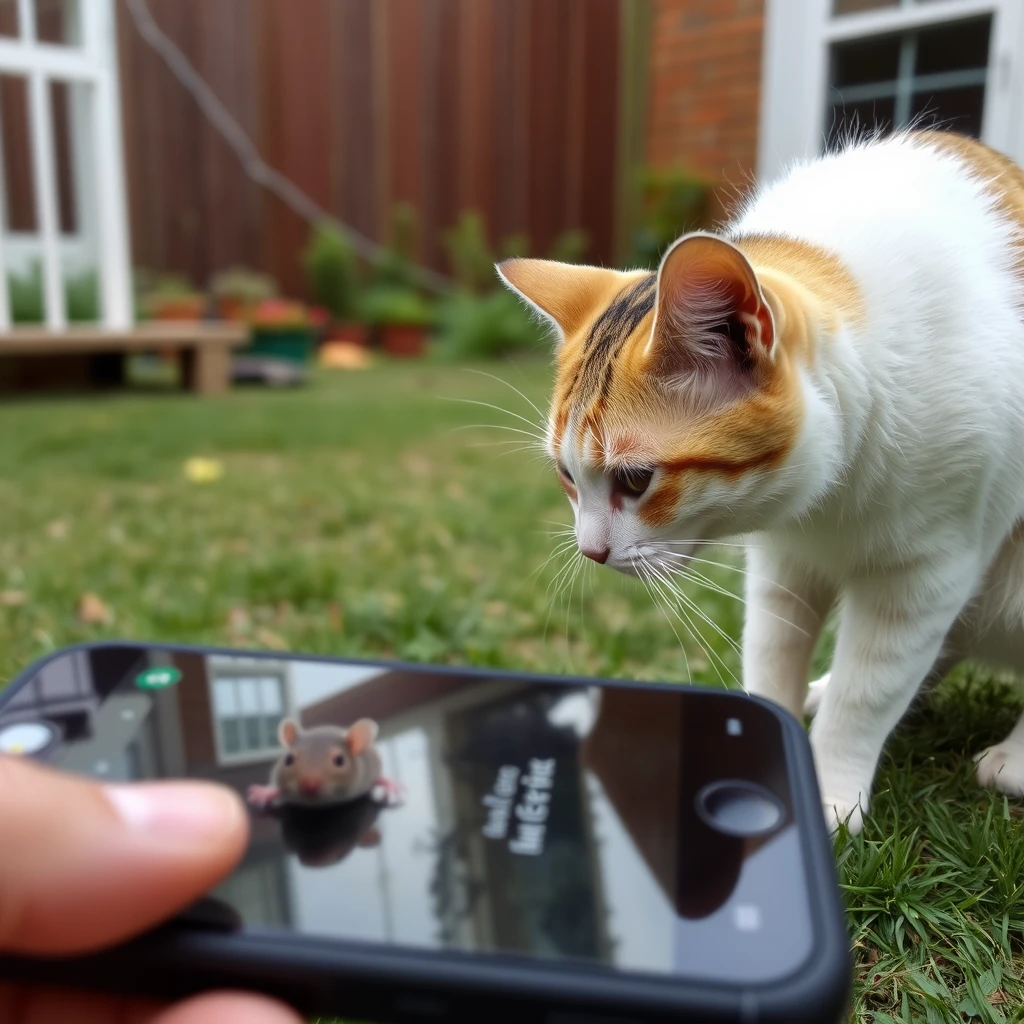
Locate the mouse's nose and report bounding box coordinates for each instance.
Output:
[300,778,322,796]
[582,546,610,564]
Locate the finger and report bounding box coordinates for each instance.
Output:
[151,992,303,1024]
[0,985,301,1024]
[0,755,248,955]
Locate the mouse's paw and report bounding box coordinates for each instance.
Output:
[975,742,1024,797]
[371,777,406,807]
[246,784,280,809]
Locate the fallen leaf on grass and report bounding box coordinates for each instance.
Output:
[183,457,224,483]
[255,628,288,651]
[0,590,27,606]
[77,593,112,624]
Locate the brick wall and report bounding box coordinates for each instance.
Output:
[646,0,765,212]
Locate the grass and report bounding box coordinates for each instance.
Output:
[1,362,1024,1022]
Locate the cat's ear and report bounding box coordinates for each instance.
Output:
[646,233,774,397]
[496,259,622,345]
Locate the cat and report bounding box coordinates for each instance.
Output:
[498,129,1024,836]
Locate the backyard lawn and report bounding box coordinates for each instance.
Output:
[1,362,1024,1022]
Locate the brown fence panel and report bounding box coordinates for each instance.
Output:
[115,0,628,295]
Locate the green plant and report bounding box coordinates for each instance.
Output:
[499,233,530,261]
[360,286,434,328]
[148,272,200,298]
[630,166,713,269]
[370,204,421,291]
[432,289,545,360]
[8,263,100,323]
[210,266,278,305]
[444,211,496,294]
[301,225,359,321]
[548,229,589,265]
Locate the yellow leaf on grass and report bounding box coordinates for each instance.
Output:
[183,457,224,483]
[77,593,112,624]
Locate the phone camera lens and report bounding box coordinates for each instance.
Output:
[0,719,61,759]
[696,780,784,838]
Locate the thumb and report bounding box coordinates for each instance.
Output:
[0,754,248,955]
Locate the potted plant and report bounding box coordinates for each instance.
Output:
[210,267,278,322]
[143,273,207,321]
[361,286,434,358]
[245,298,316,364]
[302,224,368,346]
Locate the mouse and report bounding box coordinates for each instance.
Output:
[277,797,384,868]
[246,717,404,810]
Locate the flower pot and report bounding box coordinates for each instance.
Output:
[245,325,316,365]
[328,322,370,347]
[148,295,206,321]
[216,296,251,322]
[381,324,428,358]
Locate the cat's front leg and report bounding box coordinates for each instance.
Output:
[742,546,834,720]
[810,556,982,834]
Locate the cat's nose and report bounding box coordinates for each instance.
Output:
[582,546,610,564]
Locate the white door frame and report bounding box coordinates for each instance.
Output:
[758,0,1024,184]
[0,0,132,330]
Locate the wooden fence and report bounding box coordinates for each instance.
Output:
[112,0,633,298]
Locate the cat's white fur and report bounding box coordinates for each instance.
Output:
[725,132,1024,834]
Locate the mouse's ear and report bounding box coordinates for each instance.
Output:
[347,718,379,756]
[278,718,300,748]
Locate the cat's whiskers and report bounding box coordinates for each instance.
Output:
[636,559,693,682]
[440,396,546,436]
[460,368,547,424]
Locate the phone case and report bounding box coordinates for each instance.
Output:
[0,641,852,1024]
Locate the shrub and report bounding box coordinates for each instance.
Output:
[301,225,358,320]
[432,289,546,361]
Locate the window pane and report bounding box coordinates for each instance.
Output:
[244,716,262,751]
[263,715,281,749]
[35,0,82,47]
[258,677,283,715]
[0,76,36,233]
[50,81,77,234]
[221,719,241,756]
[213,678,238,718]
[911,85,986,138]
[0,0,18,38]
[834,0,899,13]
[916,18,990,76]
[238,679,260,715]
[831,35,901,90]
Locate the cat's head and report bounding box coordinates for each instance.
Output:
[498,232,833,575]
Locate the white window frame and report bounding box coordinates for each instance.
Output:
[0,0,132,330]
[208,662,292,767]
[758,0,1024,183]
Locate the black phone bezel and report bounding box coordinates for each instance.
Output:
[0,640,852,1024]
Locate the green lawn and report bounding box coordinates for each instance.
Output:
[1,363,1023,1022]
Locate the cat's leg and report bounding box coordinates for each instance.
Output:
[811,554,983,835]
[742,546,835,720]
[804,651,958,718]
[976,713,1024,797]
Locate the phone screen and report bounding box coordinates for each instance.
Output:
[0,645,815,987]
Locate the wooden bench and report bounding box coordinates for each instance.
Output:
[0,322,250,396]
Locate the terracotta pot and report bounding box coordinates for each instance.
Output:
[216,296,250,322]
[328,322,370,347]
[148,296,206,321]
[381,324,428,358]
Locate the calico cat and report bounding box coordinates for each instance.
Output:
[499,130,1024,835]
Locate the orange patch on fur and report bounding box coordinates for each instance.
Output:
[639,477,682,528]
[914,130,1024,280]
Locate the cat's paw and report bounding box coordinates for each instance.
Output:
[975,743,1024,797]
[804,673,830,718]
[820,794,864,836]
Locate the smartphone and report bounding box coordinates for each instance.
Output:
[0,642,850,1023]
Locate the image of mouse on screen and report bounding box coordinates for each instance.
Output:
[246,717,404,810]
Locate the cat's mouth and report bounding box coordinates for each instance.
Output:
[614,542,697,577]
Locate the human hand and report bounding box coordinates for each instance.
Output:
[0,754,303,1024]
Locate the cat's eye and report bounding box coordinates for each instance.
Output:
[557,463,574,486]
[333,753,346,767]
[613,466,655,498]
[283,753,295,767]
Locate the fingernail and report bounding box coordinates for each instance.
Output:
[104,782,243,843]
